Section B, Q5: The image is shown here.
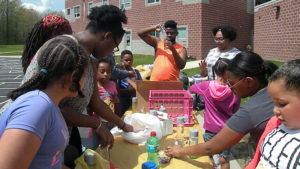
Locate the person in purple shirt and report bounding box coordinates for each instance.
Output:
[189,58,240,169]
[0,36,88,169]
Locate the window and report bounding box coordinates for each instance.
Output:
[150,31,160,38]
[103,0,109,5]
[74,6,80,18]
[177,27,187,39]
[125,31,131,46]
[88,2,93,14]
[120,0,131,9]
[147,0,160,4]
[255,0,271,6]
[66,8,70,15]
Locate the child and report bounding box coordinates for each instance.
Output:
[118,50,142,115]
[0,36,88,169]
[88,58,121,150]
[189,58,241,169]
[246,59,300,169]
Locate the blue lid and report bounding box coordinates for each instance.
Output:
[142,161,157,169]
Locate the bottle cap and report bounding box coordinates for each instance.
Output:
[149,110,157,116]
[84,151,95,166]
[142,161,157,169]
[159,104,166,112]
[189,129,199,138]
[132,97,137,102]
[176,116,185,124]
[150,131,156,136]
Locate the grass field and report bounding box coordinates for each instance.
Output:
[0,45,23,55]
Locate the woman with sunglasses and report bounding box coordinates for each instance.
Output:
[199,25,240,80]
[166,52,278,163]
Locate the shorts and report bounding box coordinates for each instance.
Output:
[203,130,231,159]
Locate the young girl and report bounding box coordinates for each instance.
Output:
[246,59,300,169]
[189,58,240,169]
[118,50,142,115]
[0,36,88,169]
[88,58,121,149]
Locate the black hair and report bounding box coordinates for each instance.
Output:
[212,25,237,42]
[227,51,278,87]
[22,15,72,74]
[270,59,300,94]
[8,36,88,100]
[97,57,112,69]
[164,20,177,30]
[213,58,231,77]
[86,5,127,38]
[121,50,133,58]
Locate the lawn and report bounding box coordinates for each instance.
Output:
[0,45,24,56]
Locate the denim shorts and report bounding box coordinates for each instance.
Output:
[203,130,231,159]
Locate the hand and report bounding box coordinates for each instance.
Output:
[164,40,174,51]
[128,71,136,78]
[95,124,114,149]
[198,59,207,74]
[165,145,183,158]
[122,123,134,132]
[155,24,163,32]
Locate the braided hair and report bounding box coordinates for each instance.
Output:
[22,14,72,73]
[9,36,88,100]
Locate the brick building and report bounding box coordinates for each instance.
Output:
[254,0,300,61]
[65,0,254,59]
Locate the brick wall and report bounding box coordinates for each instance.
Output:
[65,0,253,59]
[254,0,300,61]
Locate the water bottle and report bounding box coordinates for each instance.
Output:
[149,110,157,116]
[147,131,159,167]
[175,116,185,146]
[84,151,96,169]
[188,129,199,159]
[159,103,166,112]
[132,97,138,113]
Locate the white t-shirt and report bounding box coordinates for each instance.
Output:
[257,124,300,169]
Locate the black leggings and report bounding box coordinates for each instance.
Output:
[64,126,83,169]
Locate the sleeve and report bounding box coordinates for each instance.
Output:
[6,97,53,140]
[189,81,208,95]
[109,81,118,96]
[135,69,142,80]
[226,105,252,135]
[111,66,130,80]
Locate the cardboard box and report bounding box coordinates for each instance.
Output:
[128,80,183,112]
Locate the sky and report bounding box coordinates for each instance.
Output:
[21,0,65,13]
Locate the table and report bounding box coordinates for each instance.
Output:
[97,112,213,169]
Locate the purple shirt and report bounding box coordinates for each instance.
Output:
[190,81,240,133]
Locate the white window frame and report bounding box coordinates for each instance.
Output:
[145,0,161,6]
[74,5,81,18]
[254,0,282,12]
[119,0,131,10]
[102,0,109,5]
[66,8,71,15]
[124,30,132,49]
[150,31,160,38]
[88,2,93,15]
[176,25,188,48]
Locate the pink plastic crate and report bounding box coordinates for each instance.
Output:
[149,90,193,127]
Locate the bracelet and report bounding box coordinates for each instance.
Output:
[96,120,102,130]
[119,122,126,130]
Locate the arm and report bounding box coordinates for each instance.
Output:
[137,24,161,48]
[0,129,41,169]
[165,125,243,157]
[165,41,187,69]
[111,66,130,80]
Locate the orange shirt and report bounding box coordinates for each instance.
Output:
[150,40,184,81]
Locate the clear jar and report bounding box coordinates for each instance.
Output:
[188,129,199,159]
[175,116,185,146]
[132,97,138,113]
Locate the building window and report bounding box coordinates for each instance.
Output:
[74,6,80,18]
[150,31,160,38]
[66,8,70,15]
[177,27,187,39]
[88,2,93,14]
[103,0,109,5]
[255,0,271,6]
[120,0,131,9]
[146,0,160,5]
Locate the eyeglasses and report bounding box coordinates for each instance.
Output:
[112,36,119,52]
[214,37,225,42]
[226,78,245,89]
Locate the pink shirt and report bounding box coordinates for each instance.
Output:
[190,81,240,133]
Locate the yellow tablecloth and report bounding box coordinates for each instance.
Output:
[97,111,213,169]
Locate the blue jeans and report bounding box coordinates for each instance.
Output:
[203,130,231,159]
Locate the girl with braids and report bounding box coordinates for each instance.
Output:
[0,36,88,169]
[166,52,278,164]
[21,14,72,73]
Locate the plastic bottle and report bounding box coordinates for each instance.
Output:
[132,97,138,113]
[175,116,185,146]
[147,131,160,167]
[159,103,166,112]
[188,129,199,159]
[84,151,96,169]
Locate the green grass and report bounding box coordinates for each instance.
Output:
[0,45,24,55]
[115,54,155,67]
